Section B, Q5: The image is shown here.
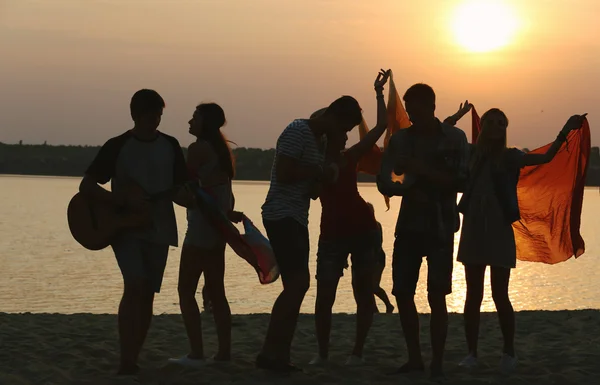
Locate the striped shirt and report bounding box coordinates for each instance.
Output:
[262,119,325,227]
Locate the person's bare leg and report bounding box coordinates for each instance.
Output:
[426,235,455,379]
[374,287,394,313]
[314,278,339,359]
[428,292,449,377]
[202,283,212,313]
[372,264,394,313]
[177,245,204,359]
[117,280,143,375]
[395,293,425,372]
[463,265,486,357]
[133,283,155,364]
[204,244,231,361]
[491,267,515,357]
[391,239,424,374]
[258,219,309,372]
[351,269,375,358]
[259,271,310,367]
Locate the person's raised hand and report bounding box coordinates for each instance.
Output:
[563,113,588,132]
[456,100,473,117]
[374,69,391,90]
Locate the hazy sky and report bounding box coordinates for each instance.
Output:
[1,0,599,149]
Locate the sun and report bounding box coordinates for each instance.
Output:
[452,1,519,53]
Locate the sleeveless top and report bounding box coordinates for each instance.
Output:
[319,158,377,240]
[186,143,233,213]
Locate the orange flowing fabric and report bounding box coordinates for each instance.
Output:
[357,71,411,209]
[470,108,590,264]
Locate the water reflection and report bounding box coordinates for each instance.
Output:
[0,176,598,314]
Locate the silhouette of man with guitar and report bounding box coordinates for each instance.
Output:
[78,89,194,375]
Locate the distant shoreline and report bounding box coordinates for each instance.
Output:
[1,142,599,185]
[0,174,274,186]
[0,174,364,186]
[2,174,600,192]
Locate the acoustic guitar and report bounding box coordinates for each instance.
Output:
[67,182,186,251]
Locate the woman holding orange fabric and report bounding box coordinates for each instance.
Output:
[456,109,587,374]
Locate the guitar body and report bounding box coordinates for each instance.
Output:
[67,184,154,251]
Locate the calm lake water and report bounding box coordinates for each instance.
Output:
[0,175,599,315]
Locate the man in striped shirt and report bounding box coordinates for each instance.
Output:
[257,96,362,372]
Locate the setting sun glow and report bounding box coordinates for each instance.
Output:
[452,1,519,53]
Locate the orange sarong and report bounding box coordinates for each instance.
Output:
[357,71,411,209]
[359,76,590,263]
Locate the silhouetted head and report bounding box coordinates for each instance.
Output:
[473,108,509,165]
[189,103,235,178]
[403,83,436,126]
[318,96,362,150]
[130,89,165,130]
[189,103,226,138]
[480,108,508,143]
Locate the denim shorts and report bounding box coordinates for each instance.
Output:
[392,231,454,296]
[316,230,379,281]
[111,236,170,293]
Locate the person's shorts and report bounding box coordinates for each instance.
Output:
[184,183,231,249]
[263,217,309,283]
[111,236,170,293]
[392,231,454,296]
[316,230,379,281]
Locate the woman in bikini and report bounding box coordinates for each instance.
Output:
[169,102,242,366]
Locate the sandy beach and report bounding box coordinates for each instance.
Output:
[1,310,598,384]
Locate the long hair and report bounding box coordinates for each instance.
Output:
[471,108,509,170]
[195,103,235,178]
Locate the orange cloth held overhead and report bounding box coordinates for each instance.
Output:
[356,117,382,175]
[470,108,590,264]
[357,71,411,209]
[471,106,482,143]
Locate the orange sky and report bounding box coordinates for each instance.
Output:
[1,0,598,149]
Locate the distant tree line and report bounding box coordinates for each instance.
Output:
[1,142,599,185]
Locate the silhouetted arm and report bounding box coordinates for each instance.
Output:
[520,141,561,167]
[344,71,390,164]
[274,121,342,185]
[454,130,471,192]
[79,137,123,204]
[443,100,473,126]
[520,114,587,167]
[276,154,324,184]
[168,136,195,208]
[79,175,122,204]
[397,130,469,190]
[376,131,412,197]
